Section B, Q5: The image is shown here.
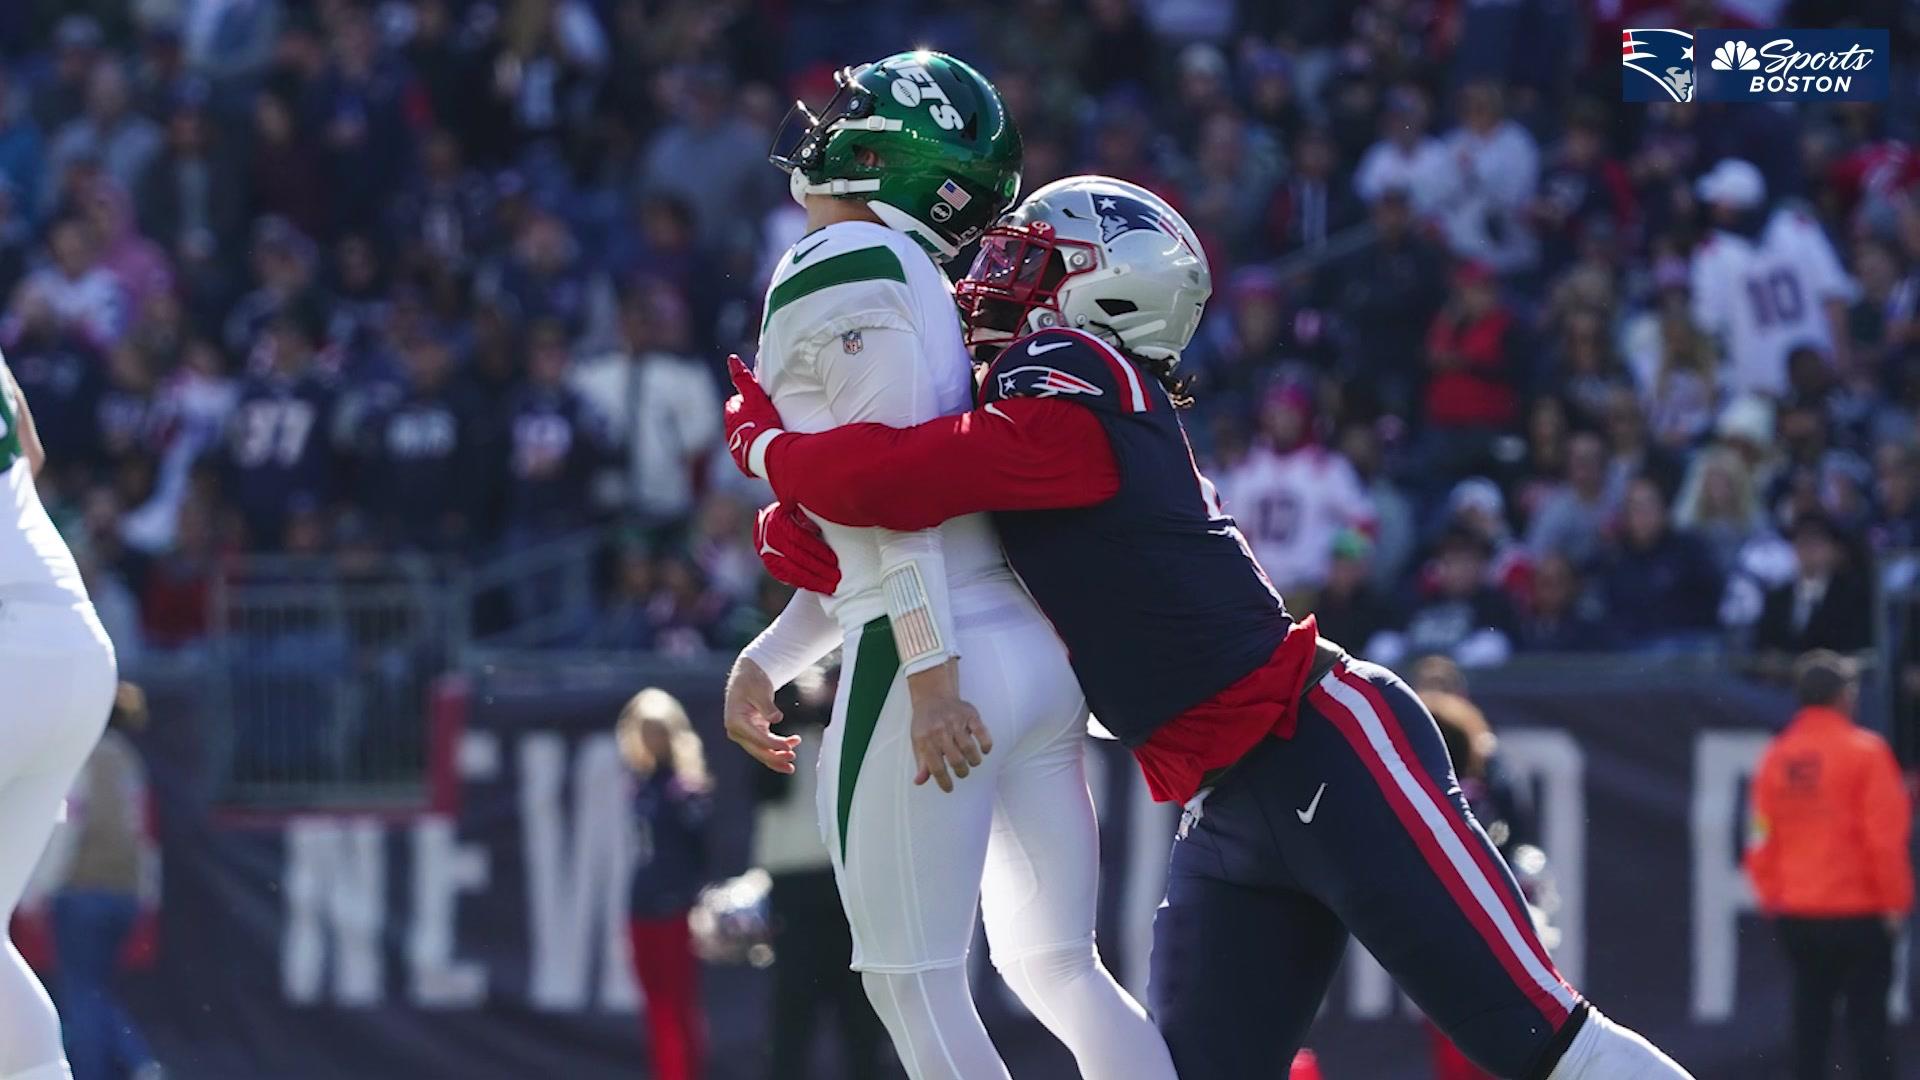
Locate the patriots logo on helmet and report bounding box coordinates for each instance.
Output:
[1622,29,1695,103]
[1091,192,1193,252]
[998,365,1105,399]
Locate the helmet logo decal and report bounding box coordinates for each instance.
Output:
[1093,193,1192,252]
[886,61,964,130]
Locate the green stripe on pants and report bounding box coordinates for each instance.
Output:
[838,616,900,860]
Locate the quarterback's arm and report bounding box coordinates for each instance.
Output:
[740,589,842,689]
[0,357,43,475]
[761,398,1120,531]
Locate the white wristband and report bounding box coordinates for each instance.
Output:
[747,428,784,479]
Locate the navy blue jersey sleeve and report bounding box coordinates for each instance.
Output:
[978,328,1161,415]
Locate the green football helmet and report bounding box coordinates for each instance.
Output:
[770,51,1022,261]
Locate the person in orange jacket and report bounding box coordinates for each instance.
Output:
[1746,650,1913,1080]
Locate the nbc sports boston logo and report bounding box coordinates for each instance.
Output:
[1623,28,1889,103]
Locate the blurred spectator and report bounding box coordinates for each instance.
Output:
[1437,81,1538,274]
[1595,476,1723,649]
[1440,477,1530,603]
[81,181,171,325]
[44,61,161,215]
[1623,261,1719,451]
[1380,526,1517,668]
[502,318,612,542]
[477,208,613,345]
[1746,651,1911,1080]
[128,88,237,263]
[0,66,45,215]
[245,88,327,241]
[1216,381,1375,594]
[1268,124,1357,253]
[221,302,339,548]
[617,688,713,1080]
[1600,386,1682,504]
[1526,430,1613,567]
[640,66,768,255]
[359,332,489,552]
[571,285,720,524]
[583,539,659,650]
[1423,260,1521,480]
[1754,513,1875,663]
[1325,186,1446,414]
[1689,158,1853,399]
[1080,0,1155,98]
[1674,445,1769,576]
[139,493,218,652]
[1869,442,1920,553]
[1532,100,1635,278]
[1353,85,1450,218]
[15,215,126,348]
[37,16,107,134]
[1310,528,1393,656]
[41,683,161,1080]
[688,494,760,604]
[1516,553,1605,652]
[223,216,321,357]
[1335,422,1415,588]
[1177,109,1280,264]
[648,552,735,657]
[1547,304,1632,431]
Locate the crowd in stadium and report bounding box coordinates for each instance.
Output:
[0,0,1915,669]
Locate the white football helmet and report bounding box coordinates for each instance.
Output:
[956,175,1212,363]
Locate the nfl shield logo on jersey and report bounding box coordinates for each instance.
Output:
[1622,29,1695,102]
[841,330,864,354]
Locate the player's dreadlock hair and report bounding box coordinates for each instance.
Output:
[1137,353,1194,409]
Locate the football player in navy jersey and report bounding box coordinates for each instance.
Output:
[724,175,1692,1080]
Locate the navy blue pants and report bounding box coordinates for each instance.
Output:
[1151,659,1584,1079]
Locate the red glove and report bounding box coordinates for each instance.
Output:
[724,355,787,479]
[756,501,841,595]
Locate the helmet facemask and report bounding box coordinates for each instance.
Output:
[955,222,1101,361]
[769,67,897,203]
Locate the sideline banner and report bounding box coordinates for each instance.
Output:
[128,664,1914,1078]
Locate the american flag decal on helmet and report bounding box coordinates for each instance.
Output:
[997,365,1105,399]
[937,179,972,209]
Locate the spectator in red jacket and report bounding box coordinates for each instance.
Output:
[1422,260,1520,479]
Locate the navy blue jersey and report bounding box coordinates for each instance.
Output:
[979,328,1295,746]
[225,371,339,546]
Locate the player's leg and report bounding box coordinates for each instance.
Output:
[0,604,116,1080]
[820,618,1009,1080]
[1298,660,1692,1079]
[1149,757,1349,1077]
[974,620,1175,1080]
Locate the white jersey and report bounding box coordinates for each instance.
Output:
[1215,443,1376,592]
[0,354,85,602]
[1690,209,1853,397]
[755,220,1016,660]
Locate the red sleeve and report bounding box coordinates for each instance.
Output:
[762,398,1120,531]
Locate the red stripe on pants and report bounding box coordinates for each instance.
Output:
[1310,677,1568,1027]
[629,913,706,1080]
[1340,669,1568,985]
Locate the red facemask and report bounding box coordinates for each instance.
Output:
[954,221,1100,357]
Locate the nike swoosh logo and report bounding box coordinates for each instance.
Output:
[792,237,830,265]
[728,422,756,455]
[983,403,1014,423]
[1027,339,1072,356]
[1296,782,1327,824]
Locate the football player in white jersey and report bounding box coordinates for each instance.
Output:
[719,52,1174,1080]
[0,355,118,1080]
[1689,157,1854,399]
